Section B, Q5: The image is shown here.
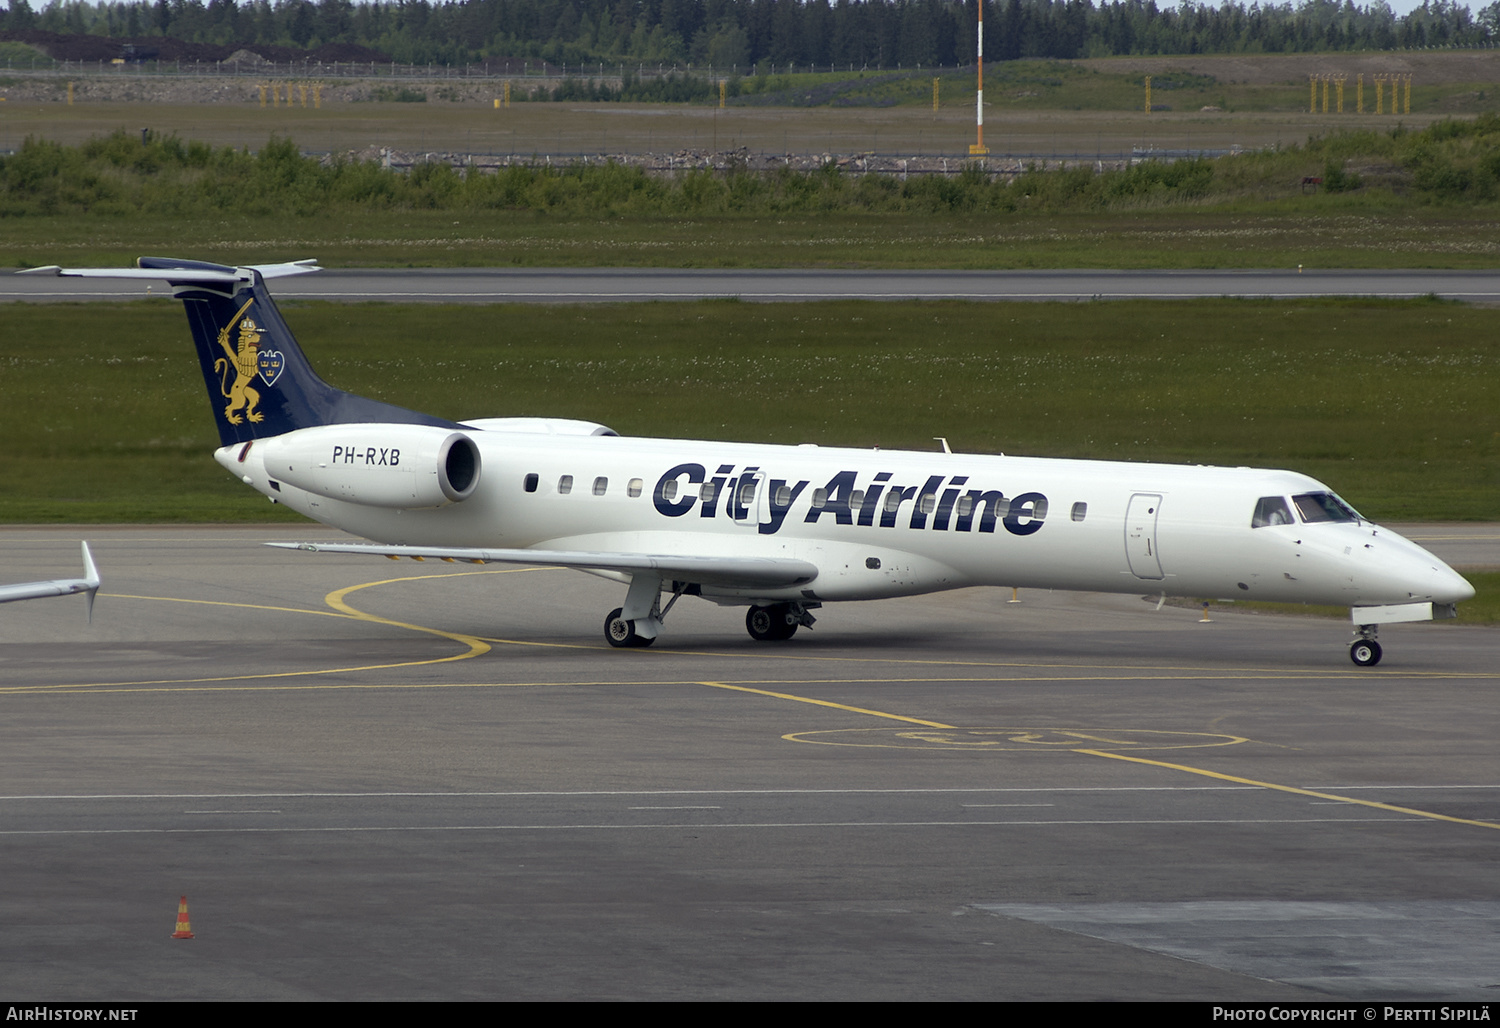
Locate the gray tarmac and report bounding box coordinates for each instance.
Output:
[1,525,1496,1001]
[9,267,1500,304]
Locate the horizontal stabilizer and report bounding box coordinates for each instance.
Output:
[268,541,819,590]
[21,257,456,447]
[18,259,321,284]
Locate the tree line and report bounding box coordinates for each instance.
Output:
[3,0,1496,70]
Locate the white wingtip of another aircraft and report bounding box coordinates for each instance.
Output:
[0,541,101,623]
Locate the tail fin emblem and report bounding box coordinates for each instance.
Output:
[257,348,285,387]
[213,301,265,425]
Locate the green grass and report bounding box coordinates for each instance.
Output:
[0,42,54,69]
[8,206,1500,271]
[11,122,1500,270]
[1,297,1495,523]
[1454,571,1500,623]
[726,61,1500,116]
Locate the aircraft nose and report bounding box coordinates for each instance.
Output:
[1368,525,1477,606]
[1435,564,1476,605]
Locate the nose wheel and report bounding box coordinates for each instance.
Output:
[1350,626,1382,667]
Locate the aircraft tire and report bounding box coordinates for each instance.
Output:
[746,604,798,642]
[1350,639,1382,667]
[604,607,654,648]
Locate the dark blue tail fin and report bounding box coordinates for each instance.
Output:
[138,257,460,447]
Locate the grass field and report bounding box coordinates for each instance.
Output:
[10,207,1500,270]
[9,105,1500,270]
[2,297,1494,524]
[0,97,1460,159]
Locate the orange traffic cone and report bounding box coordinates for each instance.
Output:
[171,895,195,939]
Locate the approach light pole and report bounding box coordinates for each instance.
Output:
[969,1,989,156]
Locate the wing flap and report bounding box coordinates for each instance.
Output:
[267,542,818,589]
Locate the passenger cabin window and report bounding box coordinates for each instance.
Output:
[593,477,608,496]
[1251,495,1294,528]
[700,482,718,503]
[1293,492,1361,524]
[524,473,539,493]
[883,491,903,513]
[1070,502,1087,522]
[957,496,974,518]
[558,475,573,495]
[811,488,828,509]
[849,489,864,511]
[628,479,643,498]
[774,484,792,507]
[918,493,936,515]
[661,480,678,502]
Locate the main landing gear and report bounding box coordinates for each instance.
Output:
[745,602,817,642]
[604,607,655,648]
[1350,624,1382,667]
[603,575,681,649]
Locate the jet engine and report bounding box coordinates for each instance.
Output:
[260,424,481,509]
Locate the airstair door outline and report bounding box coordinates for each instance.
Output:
[730,470,768,531]
[1125,492,1165,580]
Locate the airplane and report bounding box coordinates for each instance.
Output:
[0,541,101,621]
[20,257,1476,666]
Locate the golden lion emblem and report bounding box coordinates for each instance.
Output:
[214,299,264,425]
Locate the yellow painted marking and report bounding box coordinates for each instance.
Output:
[103,593,354,619]
[473,630,1489,677]
[1,569,546,694]
[1076,749,1500,832]
[11,566,1497,837]
[465,632,1488,679]
[699,681,952,728]
[785,726,1248,752]
[5,667,1490,698]
[697,681,1498,834]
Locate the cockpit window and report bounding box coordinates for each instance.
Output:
[1293,492,1361,524]
[1251,496,1294,528]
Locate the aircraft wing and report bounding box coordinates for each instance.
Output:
[267,541,819,589]
[0,542,101,621]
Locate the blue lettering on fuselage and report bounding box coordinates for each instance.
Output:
[650,465,1047,538]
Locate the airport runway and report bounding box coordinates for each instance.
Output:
[8,267,1500,304]
[1,526,1496,1000]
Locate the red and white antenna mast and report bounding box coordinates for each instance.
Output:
[969,1,989,155]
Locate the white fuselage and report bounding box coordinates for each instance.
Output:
[221,426,1474,611]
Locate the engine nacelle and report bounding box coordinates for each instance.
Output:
[260,424,481,509]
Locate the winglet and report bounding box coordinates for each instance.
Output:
[80,541,100,624]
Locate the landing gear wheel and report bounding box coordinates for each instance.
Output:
[1350,639,1382,667]
[604,608,654,648]
[746,604,798,642]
